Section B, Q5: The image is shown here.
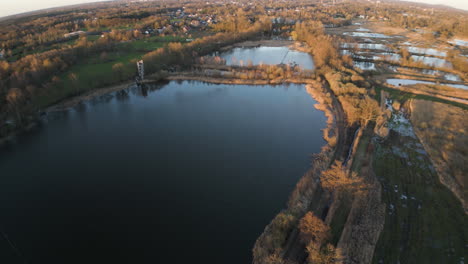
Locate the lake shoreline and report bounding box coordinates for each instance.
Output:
[45,39,313,112]
[46,81,134,112]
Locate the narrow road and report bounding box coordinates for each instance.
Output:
[321,77,349,163]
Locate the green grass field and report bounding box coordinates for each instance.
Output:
[34,35,192,107]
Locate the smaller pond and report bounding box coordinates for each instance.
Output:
[343,32,391,38]
[341,50,353,56]
[410,55,452,68]
[218,46,315,70]
[449,39,468,47]
[342,50,399,62]
[354,61,376,70]
[443,74,462,82]
[420,69,462,82]
[380,53,401,62]
[406,47,447,57]
[356,27,370,32]
[386,78,468,90]
[341,43,390,51]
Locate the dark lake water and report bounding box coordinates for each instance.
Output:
[218,46,315,70]
[0,81,326,264]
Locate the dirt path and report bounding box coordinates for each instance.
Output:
[322,78,348,162]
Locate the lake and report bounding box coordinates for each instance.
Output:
[0,81,327,264]
[218,46,315,70]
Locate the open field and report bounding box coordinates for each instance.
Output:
[372,111,467,264]
[33,36,193,107]
[410,99,468,211]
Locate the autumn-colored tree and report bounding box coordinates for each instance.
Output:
[358,96,381,125]
[298,212,330,246]
[299,212,343,264]
[320,161,364,193]
[264,251,286,264]
[307,243,343,264]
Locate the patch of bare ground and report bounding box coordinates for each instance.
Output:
[410,99,468,212]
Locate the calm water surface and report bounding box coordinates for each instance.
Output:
[219,46,315,69]
[0,81,326,264]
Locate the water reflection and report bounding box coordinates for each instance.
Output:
[449,39,468,47]
[410,55,452,68]
[341,43,390,51]
[218,46,315,70]
[115,90,130,102]
[354,61,376,70]
[407,47,447,57]
[0,81,327,264]
[343,32,391,38]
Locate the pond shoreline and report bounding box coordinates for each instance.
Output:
[46,39,313,111]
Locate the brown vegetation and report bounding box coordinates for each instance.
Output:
[299,212,330,245]
[299,212,342,264]
[320,162,364,194]
[410,99,468,211]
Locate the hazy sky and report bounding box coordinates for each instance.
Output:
[1,0,467,18]
[1,0,108,18]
